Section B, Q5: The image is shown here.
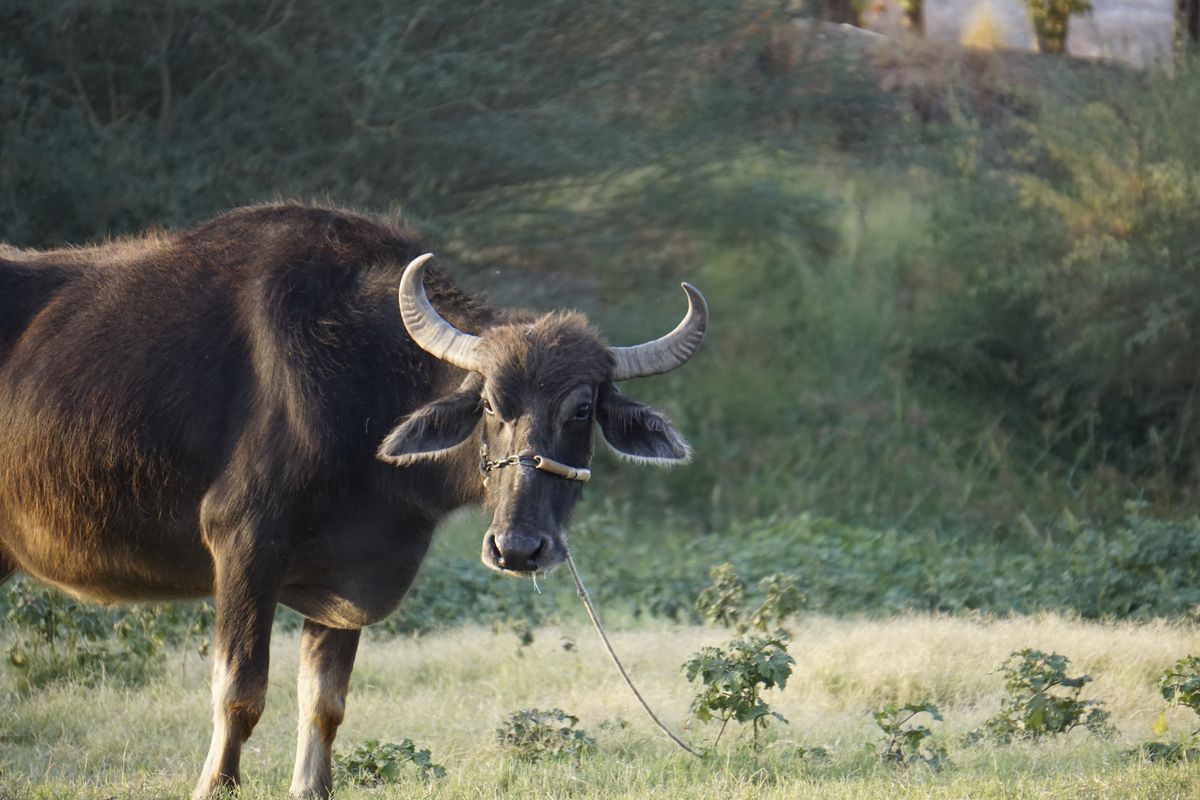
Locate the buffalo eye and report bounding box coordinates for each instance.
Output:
[572,402,592,422]
[482,398,495,415]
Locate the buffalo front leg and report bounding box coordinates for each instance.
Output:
[289,620,361,799]
[192,549,282,800]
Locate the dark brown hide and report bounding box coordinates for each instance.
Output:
[0,203,700,798]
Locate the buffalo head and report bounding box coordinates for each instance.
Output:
[378,254,707,577]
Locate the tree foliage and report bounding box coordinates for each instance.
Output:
[1025,0,1093,54]
[918,60,1200,503]
[0,0,854,255]
[6,1,1200,539]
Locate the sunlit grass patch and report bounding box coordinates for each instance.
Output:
[3,614,1199,798]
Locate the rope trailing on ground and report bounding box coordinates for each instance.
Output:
[565,548,705,758]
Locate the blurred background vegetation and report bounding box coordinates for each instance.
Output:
[3,0,1200,664]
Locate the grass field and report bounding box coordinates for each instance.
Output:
[3,614,1199,799]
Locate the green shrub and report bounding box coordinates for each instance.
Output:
[496,708,596,761]
[795,744,832,763]
[694,563,805,635]
[682,633,793,749]
[1130,740,1200,763]
[7,1,1200,538]
[918,58,1200,506]
[873,701,949,770]
[3,578,212,688]
[1063,507,1200,618]
[972,649,1113,743]
[387,505,1200,642]
[1160,656,1200,722]
[0,0,782,246]
[694,563,746,632]
[1127,657,1200,763]
[5,503,1198,682]
[370,553,551,637]
[336,738,445,785]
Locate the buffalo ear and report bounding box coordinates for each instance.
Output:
[378,381,482,466]
[596,383,692,465]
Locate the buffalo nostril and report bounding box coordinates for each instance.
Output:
[529,541,545,570]
[486,534,503,566]
[490,533,546,572]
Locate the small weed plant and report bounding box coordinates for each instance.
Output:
[1133,655,1200,762]
[1160,655,1200,722]
[694,564,744,631]
[336,738,445,785]
[683,633,794,750]
[972,649,1113,742]
[1133,738,1200,764]
[694,563,804,635]
[795,744,831,763]
[496,708,596,761]
[873,702,949,770]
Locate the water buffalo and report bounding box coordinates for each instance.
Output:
[0,204,707,798]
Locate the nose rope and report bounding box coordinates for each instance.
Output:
[565,547,704,758]
[480,450,591,483]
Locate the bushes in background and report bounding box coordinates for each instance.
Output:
[4,5,1200,548]
[5,501,1199,664]
[915,57,1200,511]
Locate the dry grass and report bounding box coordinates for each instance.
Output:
[2,614,1199,798]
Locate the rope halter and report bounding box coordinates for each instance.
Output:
[480,450,591,483]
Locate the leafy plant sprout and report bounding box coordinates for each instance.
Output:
[694,562,805,635]
[873,701,949,770]
[496,708,596,761]
[971,649,1113,742]
[335,738,445,785]
[1160,655,1200,725]
[694,563,744,631]
[682,633,794,750]
[1126,655,1200,763]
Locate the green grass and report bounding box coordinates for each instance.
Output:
[3,614,1199,798]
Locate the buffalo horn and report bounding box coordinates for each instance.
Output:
[398,253,485,371]
[610,283,708,381]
